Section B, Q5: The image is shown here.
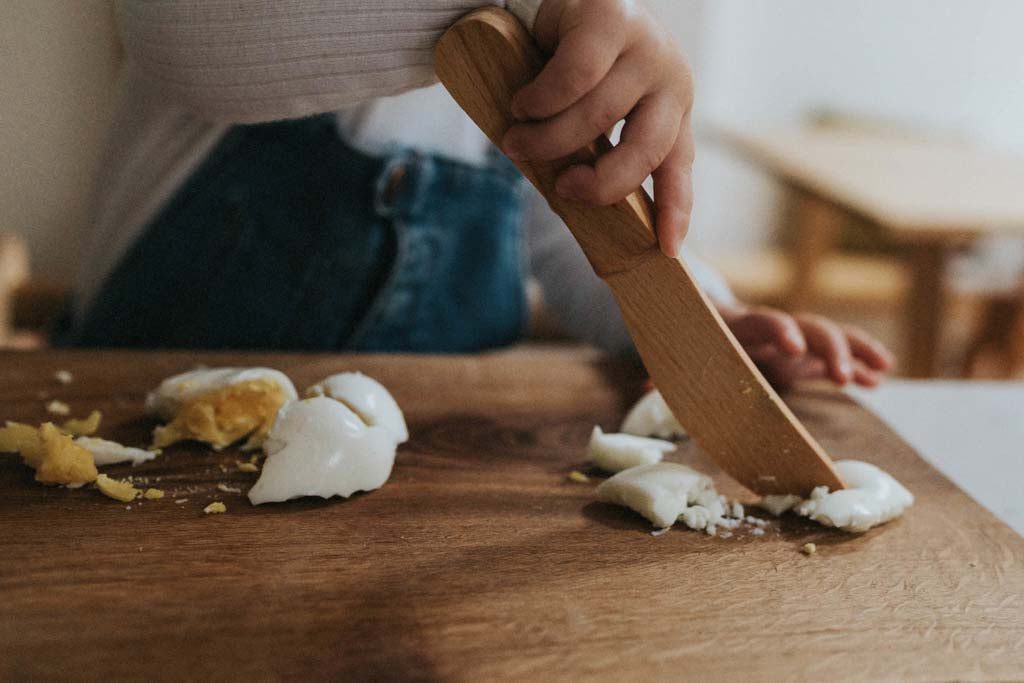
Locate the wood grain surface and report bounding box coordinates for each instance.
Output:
[434,9,844,496]
[1,349,1022,681]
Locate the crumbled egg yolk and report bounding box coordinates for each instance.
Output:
[36,423,99,486]
[96,473,141,502]
[1,421,99,486]
[0,421,44,465]
[568,471,590,483]
[152,380,288,450]
[204,501,227,514]
[62,410,102,436]
[143,488,164,500]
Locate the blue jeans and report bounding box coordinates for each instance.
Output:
[68,115,529,352]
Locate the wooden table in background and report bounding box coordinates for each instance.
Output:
[1,349,1022,680]
[718,126,1024,378]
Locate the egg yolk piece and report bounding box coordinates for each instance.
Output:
[0,421,44,467]
[62,410,102,436]
[2,422,99,486]
[35,423,98,486]
[151,379,288,450]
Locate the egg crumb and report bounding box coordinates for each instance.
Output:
[216,483,241,494]
[151,379,289,450]
[96,473,141,502]
[61,411,102,437]
[175,499,189,504]
[568,470,590,483]
[204,501,227,514]
[802,543,817,555]
[143,488,164,500]
[237,462,259,473]
[46,400,71,416]
[54,370,74,385]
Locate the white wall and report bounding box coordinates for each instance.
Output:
[650,0,1024,252]
[0,1,120,279]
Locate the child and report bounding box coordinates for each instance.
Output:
[68,0,893,389]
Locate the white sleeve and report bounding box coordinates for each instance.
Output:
[116,0,545,123]
[525,188,737,355]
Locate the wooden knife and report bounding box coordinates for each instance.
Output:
[434,8,844,495]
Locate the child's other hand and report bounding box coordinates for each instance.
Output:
[502,0,694,257]
[717,303,896,390]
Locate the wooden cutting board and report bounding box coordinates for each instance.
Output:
[1,349,1022,681]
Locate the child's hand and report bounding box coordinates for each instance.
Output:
[716,303,897,390]
[502,0,694,258]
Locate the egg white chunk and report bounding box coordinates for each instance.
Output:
[597,462,715,529]
[792,460,914,532]
[306,372,408,443]
[587,426,676,473]
[75,437,159,467]
[146,367,298,419]
[757,494,803,516]
[248,397,398,505]
[619,390,687,439]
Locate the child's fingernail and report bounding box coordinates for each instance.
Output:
[501,132,524,161]
[503,144,524,161]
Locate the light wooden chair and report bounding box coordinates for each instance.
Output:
[964,287,1024,378]
[0,233,31,344]
[0,233,71,348]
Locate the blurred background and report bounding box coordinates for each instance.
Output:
[1,0,1023,378]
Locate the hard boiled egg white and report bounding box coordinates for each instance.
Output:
[619,389,687,439]
[306,372,408,444]
[247,396,398,505]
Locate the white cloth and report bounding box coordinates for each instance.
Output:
[78,0,733,355]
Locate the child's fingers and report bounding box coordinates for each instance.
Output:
[653,123,695,256]
[844,325,896,372]
[554,93,682,206]
[852,359,883,387]
[795,314,855,384]
[510,23,625,121]
[503,59,647,162]
[746,347,827,391]
[727,308,806,356]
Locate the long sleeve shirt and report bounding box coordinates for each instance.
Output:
[77,0,732,354]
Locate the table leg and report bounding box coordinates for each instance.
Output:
[905,242,951,378]
[967,287,1024,378]
[787,191,842,312]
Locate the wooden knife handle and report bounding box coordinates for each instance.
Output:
[433,7,657,279]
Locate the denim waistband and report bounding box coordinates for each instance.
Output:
[372,144,524,221]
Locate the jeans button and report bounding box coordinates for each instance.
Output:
[381,164,406,206]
